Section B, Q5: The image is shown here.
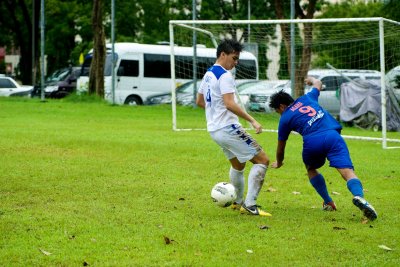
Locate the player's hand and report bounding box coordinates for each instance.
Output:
[271,161,283,169]
[251,120,262,134]
[304,77,314,86]
[305,76,322,90]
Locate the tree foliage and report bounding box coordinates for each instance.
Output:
[0,0,399,96]
[313,0,400,71]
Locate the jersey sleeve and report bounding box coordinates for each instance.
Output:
[277,115,291,141]
[198,78,207,94]
[219,72,236,95]
[307,87,320,101]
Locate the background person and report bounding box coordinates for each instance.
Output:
[268,77,377,221]
[196,39,271,216]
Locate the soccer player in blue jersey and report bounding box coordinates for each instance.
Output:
[196,39,272,216]
[269,77,377,221]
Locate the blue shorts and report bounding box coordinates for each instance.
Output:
[302,130,353,170]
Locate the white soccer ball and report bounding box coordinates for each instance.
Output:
[211,182,237,207]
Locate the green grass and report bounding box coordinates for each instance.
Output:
[0,96,399,266]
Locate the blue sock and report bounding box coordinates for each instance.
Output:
[346,178,364,197]
[310,173,332,204]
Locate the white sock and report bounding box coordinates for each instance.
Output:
[244,164,267,207]
[230,167,245,204]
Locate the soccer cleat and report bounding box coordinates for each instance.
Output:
[240,204,272,217]
[352,196,378,221]
[322,201,337,211]
[231,202,242,210]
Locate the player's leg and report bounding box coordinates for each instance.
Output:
[211,124,271,216]
[228,157,246,209]
[240,150,271,216]
[307,168,336,211]
[326,132,377,220]
[247,150,269,207]
[303,135,335,210]
[336,168,378,221]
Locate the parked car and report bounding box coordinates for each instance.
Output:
[386,66,400,101]
[146,79,255,106]
[386,66,400,89]
[146,80,202,106]
[283,69,382,117]
[237,80,289,112]
[0,75,33,97]
[32,66,81,98]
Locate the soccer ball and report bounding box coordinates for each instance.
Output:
[211,182,237,207]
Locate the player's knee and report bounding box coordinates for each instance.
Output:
[253,150,269,166]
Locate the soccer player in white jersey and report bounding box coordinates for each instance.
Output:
[196,39,271,216]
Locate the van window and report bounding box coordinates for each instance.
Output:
[118,60,139,77]
[321,77,338,91]
[236,59,257,79]
[80,53,114,76]
[144,54,170,78]
[175,56,215,79]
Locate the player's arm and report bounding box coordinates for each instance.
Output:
[223,92,262,134]
[305,76,323,91]
[196,93,205,109]
[271,140,287,169]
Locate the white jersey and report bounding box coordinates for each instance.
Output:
[198,64,240,132]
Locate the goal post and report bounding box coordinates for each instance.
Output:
[169,18,400,149]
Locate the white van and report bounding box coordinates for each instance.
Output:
[306,69,382,116]
[77,43,258,105]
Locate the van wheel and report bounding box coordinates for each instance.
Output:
[124,96,142,106]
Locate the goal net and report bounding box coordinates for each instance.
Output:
[169,18,400,148]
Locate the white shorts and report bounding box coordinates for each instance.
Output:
[210,124,262,163]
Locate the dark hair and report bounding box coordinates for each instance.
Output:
[269,90,295,110]
[216,39,243,58]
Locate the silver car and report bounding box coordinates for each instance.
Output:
[282,69,382,117]
[237,80,289,112]
[0,75,33,97]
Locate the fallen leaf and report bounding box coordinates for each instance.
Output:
[292,191,301,195]
[267,187,277,192]
[378,245,393,251]
[246,249,253,253]
[333,226,346,230]
[39,248,51,256]
[164,236,175,245]
[361,218,369,224]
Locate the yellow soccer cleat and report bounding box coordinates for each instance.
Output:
[231,202,242,210]
[240,204,272,217]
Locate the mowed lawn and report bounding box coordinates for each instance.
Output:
[0,97,399,266]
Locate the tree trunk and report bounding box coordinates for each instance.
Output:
[274,0,317,98]
[2,0,34,84]
[88,0,105,97]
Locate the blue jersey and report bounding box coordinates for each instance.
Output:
[278,88,342,141]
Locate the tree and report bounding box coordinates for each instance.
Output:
[88,0,105,97]
[383,0,400,22]
[314,0,400,71]
[0,0,39,84]
[274,0,320,98]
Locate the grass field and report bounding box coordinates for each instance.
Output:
[0,96,399,266]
